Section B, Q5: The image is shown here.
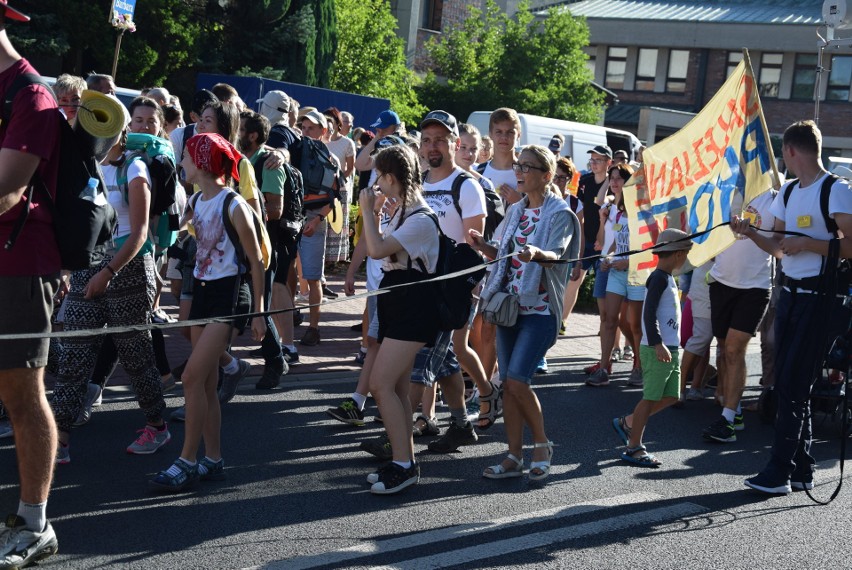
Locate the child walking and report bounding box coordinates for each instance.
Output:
[611,229,692,467]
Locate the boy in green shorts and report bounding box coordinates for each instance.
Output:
[612,229,692,467]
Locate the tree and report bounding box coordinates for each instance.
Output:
[329,0,425,126]
[417,0,604,125]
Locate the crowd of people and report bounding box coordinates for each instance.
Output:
[0,0,851,566]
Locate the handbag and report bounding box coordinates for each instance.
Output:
[482,291,519,327]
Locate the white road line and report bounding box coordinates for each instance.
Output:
[260,492,693,570]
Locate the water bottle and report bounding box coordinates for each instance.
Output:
[81,177,99,202]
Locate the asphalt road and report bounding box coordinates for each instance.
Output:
[2,352,851,569]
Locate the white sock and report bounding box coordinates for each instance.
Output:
[17,500,46,533]
[222,357,239,375]
[197,456,222,475]
[722,408,736,423]
[359,346,368,355]
[166,458,196,478]
[351,392,367,410]
[393,460,412,469]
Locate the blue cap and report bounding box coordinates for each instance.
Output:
[370,110,400,129]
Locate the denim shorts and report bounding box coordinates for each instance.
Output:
[581,241,598,271]
[606,268,646,301]
[593,266,609,299]
[410,329,460,387]
[495,314,558,384]
[298,217,327,281]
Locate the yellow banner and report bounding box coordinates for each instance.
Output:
[624,53,780,282]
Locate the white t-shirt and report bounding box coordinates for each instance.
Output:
[422,168,487,243]
[192,189,249,281]
[380,202,440,274]
[711,190,776,289]
[365,207,394,291]
[770,174,852,279]
[326,136,356,189]
[689,260,713,319]
[104,158,151,240]
[601,203,628,258]
[482,162,517,190]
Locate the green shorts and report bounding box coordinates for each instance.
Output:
[639,344,680,401]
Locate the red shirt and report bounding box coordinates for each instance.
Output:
[0,59,60,276]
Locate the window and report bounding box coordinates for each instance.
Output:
[827,55,852,101]
[727,51,743,78]
[758,53,783,98]
[421,0,443,31]
[585,47,597,78]
[667,49,689,93]
[605,47,627,90]
[792,53,818,100]
[636,48,658,91]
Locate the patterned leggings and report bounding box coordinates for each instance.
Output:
[51,255,166,434]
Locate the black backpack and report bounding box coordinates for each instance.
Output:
[252,151,305,240]
[474,162,507,241]
[412,209,486,332]
[296,137,343,210]
[2,73,117,270]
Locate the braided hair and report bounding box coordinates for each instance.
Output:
[373,144,423,229]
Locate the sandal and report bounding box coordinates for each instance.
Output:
[620,444,661,468]
[529,441,554,482]
[477,381,503,431]
[412,415,439,437]
[483,453,524,479]
[611,416,632,446]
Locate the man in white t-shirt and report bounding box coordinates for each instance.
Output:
[702,189,775,444]
[408,110,492,453]
[733,121,852,495]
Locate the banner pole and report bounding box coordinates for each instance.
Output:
[111,29,125,81]
[742,48,782,190]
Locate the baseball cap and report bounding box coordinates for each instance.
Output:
[419,110,459,137]
[0,1,29,22]
[256,90,290,115]
[654,229,693,252]
[191,89,217,115]
[301,109,328,129]
[370,110,400,129]
[587,144,612,158]
[614,149,629,159]
[548,137,563,151]
[371,134,406,155]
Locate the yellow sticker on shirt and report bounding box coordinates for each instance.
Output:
[743,211,756,224]
[797,215,812,228]
[613,223,623,231]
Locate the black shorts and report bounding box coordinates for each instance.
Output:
[189,275,251,334]
[377,269,439,346]
[272,226,300,286]
[709,280,770,338]
[0,274,60,370]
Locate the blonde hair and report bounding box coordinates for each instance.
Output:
[521,144,557,194]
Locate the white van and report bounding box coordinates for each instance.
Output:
[466,111,641,164]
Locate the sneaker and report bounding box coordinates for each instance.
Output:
[744,472,791,495]
[161,374,177,393]
[55,442,70,465]
[219,359,251,404]
[151,307,176,324]
[354,350,367,366]
[300,326,321,346]
[360,435,392,460]
[170,406,186,423]
[0,515,58,569]
[622,345,634,361]
[733,413,745,431]
[627,367,643,387]
[703,417,736,443]
[611,347,622,362]
[685,387,704,401]
[282,346,300,365]
[583,362,601,375]
[427,421,478,453]
[791,472,814,491]
[535,357,549,374]
[321,285,339,299]
[370,462,420,495]
[198,457,226,481]
[149,459,199,493]
[327,398,365,426]
[256,360,288,390]
[366,462,391,485]
[74,383,103,427]
[559,320,566,335]
[0,420,12,440]
[127,424,171,455]
[585,367,610,387]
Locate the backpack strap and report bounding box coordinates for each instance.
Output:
[821,173,841,237]
[180,123,195,160]
[403,207,442,274]
[2,73,53,125]
[475,161,488,176]
[221,190,246,272]
[782,179,798,208]
[117,151,146,205]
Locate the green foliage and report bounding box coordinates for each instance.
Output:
[329,0,425,126]
[418,0,603,125]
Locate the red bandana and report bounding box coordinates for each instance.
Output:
[186,133,241,181]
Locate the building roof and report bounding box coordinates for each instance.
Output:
[538,0,822,25]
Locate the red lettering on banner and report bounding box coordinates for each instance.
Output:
[667,155,686,196]
[725,97,745,130]
[692,138,710,180]
[742,75,760,116]
[646,162,667,201]
[704,127,725,169]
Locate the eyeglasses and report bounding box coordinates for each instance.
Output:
[553,174,569,182]
[589,158,608,164]
[512,162,547,174]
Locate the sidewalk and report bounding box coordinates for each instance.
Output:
[107,275,608,386]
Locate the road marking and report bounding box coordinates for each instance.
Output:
[259,492,705,570]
